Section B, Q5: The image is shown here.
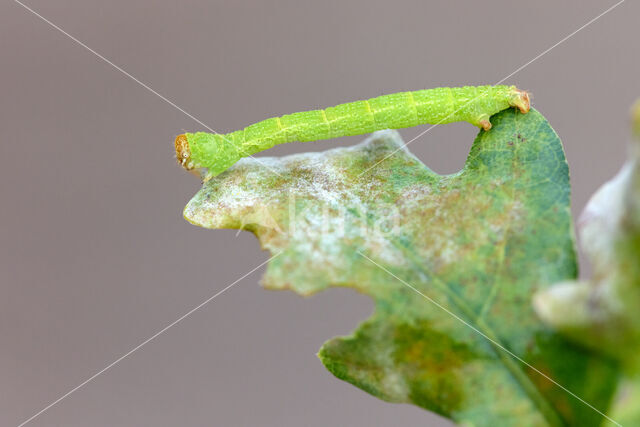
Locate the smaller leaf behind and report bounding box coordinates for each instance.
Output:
[534,101,640,367]
[534,100,640,426]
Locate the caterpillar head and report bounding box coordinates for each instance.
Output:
[175,134,195,170]
[175,132,243,180]
[510,88,531,114]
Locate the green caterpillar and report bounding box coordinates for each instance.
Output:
[175,85,530,178]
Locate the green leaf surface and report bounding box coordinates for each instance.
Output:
[184,109,618,426]
[605,377,640,427]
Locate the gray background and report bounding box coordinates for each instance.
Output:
[2,1,639,426]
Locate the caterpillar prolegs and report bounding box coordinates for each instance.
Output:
[175,85,530,178]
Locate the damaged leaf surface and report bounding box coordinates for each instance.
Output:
[184,109,618,426]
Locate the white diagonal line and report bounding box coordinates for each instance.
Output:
[13,1,210,132]
[11,1,627,426]
[17,251,281,427]
[494,0,626,85]
[13,0,283,178]
[358,0,625,178]
[357,251,621,426]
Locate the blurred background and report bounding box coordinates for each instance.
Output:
[2,1,639,426]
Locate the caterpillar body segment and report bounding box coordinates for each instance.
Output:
[175,85,530,178]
